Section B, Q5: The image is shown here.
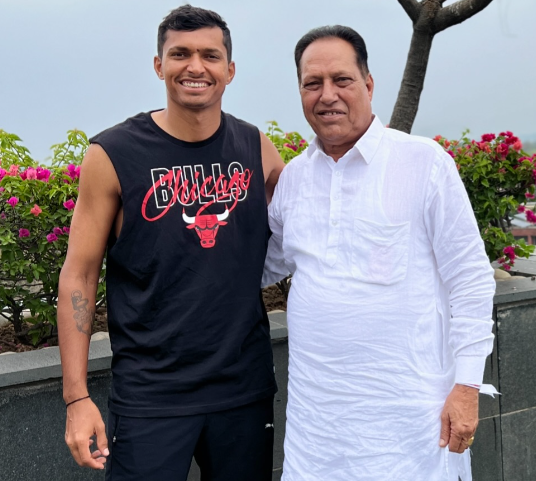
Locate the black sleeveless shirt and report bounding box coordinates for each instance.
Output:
[90,111,277,417]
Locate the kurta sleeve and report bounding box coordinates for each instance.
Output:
[424,150,496,386]
[262,173,290,288]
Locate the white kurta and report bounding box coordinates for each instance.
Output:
[264,117,496,480]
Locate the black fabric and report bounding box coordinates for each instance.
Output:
[90,111,276,417]
[105,398,274,481]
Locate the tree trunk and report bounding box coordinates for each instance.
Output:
[390,0,495,133]
[389,28,435,133]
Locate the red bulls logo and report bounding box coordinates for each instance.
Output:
[182,203,232,249]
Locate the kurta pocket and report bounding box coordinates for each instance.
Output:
[351,218,410,285]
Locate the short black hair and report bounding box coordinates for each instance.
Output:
[157,4,232,62]
[294,25,369,80]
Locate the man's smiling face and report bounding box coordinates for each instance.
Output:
[154,27,235,112]
[299,37,374,158]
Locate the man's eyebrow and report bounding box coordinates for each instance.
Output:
[167,46,223,55]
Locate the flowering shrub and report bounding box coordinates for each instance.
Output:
[0,129,104,345]
[434,131,536,270]
[266,121,308,163]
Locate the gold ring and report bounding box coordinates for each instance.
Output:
[467,436,475,446]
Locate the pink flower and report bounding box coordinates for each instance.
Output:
[63,199,76,210]
[53,227,63,236]
[283,143,298,152]
[526,192,535,199]
[67,164,81,180]
[30,204,42,216]
[0,168,6,180]
[63,226,71,235]
[0,213,5,220]
[503,246,516,261]
[19,171,27,180]
[526,209,536,223]
[481,133,496,142]
[25,167,37,180]
[496,143,509,157]
[18,228,30,238]
[0,187,4,193]
[513,139,523,151]
[36,168,51,182]
[7,196,18,207]
[447,150,455,158]
[46,233,58,243]
[8,165,19,176]
[433,135,442,142]
[518,205,526,213]
[477,142,492,153]
[503,264,511,271]
[299,139,307,146]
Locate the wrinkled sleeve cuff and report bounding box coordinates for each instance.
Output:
[454,355,487,386]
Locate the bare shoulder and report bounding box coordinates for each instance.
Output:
[259,132,285,202]
[62,144,121,275]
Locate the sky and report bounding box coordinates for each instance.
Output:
[0,0,535,162]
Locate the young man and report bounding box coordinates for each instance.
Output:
[264,26,496,480]
[58,5,284,480]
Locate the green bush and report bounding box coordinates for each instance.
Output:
[434,131,536,270]
[0,130,105,345]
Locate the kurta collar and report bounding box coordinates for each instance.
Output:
[306,115,385,165]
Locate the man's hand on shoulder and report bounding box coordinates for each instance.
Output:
[260,132,285,203]
[439,383,479,453]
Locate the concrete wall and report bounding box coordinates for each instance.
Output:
[1,284,536,480]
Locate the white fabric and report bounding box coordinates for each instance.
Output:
[264,117,496,480]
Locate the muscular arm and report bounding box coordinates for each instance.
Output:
[260,132,285,203]
[57,143,121,469]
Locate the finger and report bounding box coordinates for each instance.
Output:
[449,433,464,454]
[439,412,450,448]
[91,449,102,459]
[95,419,110,458]
[77,438,106,469]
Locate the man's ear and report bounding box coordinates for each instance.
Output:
[226,61,236,85]
[366,73,374,101]
[154,55,164,80]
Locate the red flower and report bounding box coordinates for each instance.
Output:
[18,228,30,238]
[518,205,526,213]
[503,246,516,261]
[30,204,42,216]
[496,143,509,157]
[481,133,496,142]
[526,209,536,223]
[63,199,76,210]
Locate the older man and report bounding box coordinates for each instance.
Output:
[264,26,496,480]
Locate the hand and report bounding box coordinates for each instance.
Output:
[439,384,479,453]
[65,398,109,469]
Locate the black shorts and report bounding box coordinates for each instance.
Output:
[105,396,274,481]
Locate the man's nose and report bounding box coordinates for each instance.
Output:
[187,54,205,75]
[319,82,338,104]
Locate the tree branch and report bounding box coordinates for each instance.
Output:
[434,0,494,33]
[397,0,422,23]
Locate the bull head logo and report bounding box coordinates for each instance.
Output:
[182,202,233,249]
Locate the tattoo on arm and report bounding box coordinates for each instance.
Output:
[71,290,94,337]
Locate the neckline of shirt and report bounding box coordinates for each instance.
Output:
[144,110,226,149]
[306,115,384,165]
